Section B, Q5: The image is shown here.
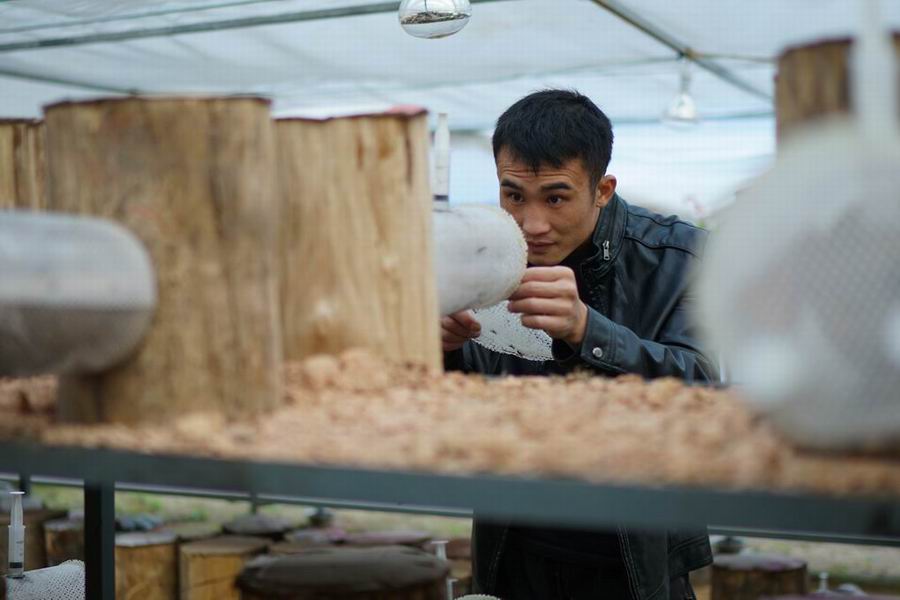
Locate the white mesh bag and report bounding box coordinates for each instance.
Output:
[697,2,900,449]
[5,560,85,600]
[472,301,553,361]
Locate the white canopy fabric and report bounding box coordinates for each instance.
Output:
[1,0,897,215]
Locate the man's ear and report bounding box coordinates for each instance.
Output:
[595,174,617,208]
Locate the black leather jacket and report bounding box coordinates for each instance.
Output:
[445,194,717,600]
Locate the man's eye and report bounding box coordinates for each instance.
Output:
[547,196,564,206]
[508,193,524,203]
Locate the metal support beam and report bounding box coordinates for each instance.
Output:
[588,0,771,102]
[0,66,135,94]
[0,0,285,35]
[0,0,516,54]
[84,482,116,600]
[17,472,30,496]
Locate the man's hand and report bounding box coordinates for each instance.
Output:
[507,267,588,346]
[441,309,481,352]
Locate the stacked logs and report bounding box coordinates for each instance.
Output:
[30,97,440,425]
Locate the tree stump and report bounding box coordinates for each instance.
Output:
[158,521,222,544]
[0,508,66,571]
[44,97,282,424]
[0,119,46,211]
[43,517,85,566]
[712,553,808,600]
[775,34,900,140]
[116,531,179,600]
[179,535,268,600]
[237,546,449,600]
[343,529,432,549]
[275,110,441,370]
[221,513,296,540]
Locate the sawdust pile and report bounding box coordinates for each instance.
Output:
[1,349,899,497]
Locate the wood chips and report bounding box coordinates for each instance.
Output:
[1,349,899,498]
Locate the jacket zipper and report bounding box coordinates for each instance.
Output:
[603,240,611,261]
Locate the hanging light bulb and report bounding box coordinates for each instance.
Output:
[662,57,699,127]
[399,0,472,39]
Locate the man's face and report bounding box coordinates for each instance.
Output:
[496,148,615,266]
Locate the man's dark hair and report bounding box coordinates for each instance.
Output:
[492,89,613,188]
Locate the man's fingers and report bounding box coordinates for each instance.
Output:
[449,310,481,334]
[442,315,477,339]
[508,280,569,301]
[508,297,570,316]
[521,266,572,283]
[521,314,561,334]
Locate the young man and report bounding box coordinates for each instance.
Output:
[442,90,717,600]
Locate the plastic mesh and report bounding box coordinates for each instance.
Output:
[698,122,900,449]
[472,301,552,361]
[4,560,85,600]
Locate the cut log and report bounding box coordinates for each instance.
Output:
[282,526,347,547]
[237,546,449,600]
[44,97,282,424]
[450,559,473,597]
[179,535,268,600]
[275,110,441,370]
[158,521,222,544]
[775,34,900,140]
[221,513,296,540]
[116,531,178,600]
[0,508,66,571]
[43,517,85,566]
[712,553,808,600]
[0,119,46,211]
[343,529,431,549]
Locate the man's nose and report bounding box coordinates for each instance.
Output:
[520,205,551,237]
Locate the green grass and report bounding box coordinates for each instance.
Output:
[31,483,471,537]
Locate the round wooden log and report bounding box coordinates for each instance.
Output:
[44,97,282,424]
[275,110,441,370]
[221,513,296,540]
[43,517,85,566]
[0,119,46,211]
[283,526,347,546]
[116,531,178,600]
[343,529,432,549]
[712,553,808,600]
[268,541,334,555]
[158,521,222,544]
[237,546,449,600]
[179,535,268,600]
[775,34,900,140]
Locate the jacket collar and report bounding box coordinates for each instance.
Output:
[584,192,627,272]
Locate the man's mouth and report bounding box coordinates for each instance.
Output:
[527,241,555,251]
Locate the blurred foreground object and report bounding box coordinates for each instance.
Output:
[433,205,527,316]
[699,2,900,449]
[0,211,155,377]
[46,96,282,425]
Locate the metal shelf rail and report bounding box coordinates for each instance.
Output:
[1,441,899,599]
[5,473,900,548]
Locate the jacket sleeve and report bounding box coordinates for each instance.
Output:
[552,279,719,384]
